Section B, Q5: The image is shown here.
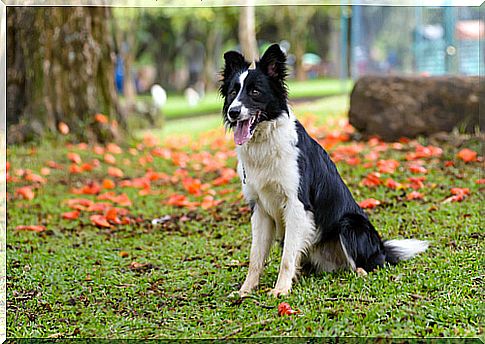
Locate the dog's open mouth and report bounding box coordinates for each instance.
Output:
[234,113,259,145]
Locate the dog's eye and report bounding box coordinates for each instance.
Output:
[229,90,237,98]
[250,89,261,97]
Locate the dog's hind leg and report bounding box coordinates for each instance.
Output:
[270,199,314,297]
[336,214,387,272]
[239,203,275,296]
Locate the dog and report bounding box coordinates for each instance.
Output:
[220,44,428,297]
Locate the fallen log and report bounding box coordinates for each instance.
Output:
[348,75,483,141]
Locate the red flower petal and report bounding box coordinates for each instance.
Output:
[89,214,111,228]
[359,198,381,209]
[457,148,477,163]
[15,225,46,233]
[62,211,80,220]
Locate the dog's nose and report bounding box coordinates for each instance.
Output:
[228,107,241,121]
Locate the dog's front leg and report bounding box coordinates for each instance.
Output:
[239,204,275,297]
[270,199,313,297]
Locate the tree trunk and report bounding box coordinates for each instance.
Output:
[294,42,306,81]
[275,6,316,81]
[239,4,259,61]
[348,75,483,141]
[122,31,137,109]
[7,7,124,144]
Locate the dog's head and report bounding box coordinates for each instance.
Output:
[220,44,289,145]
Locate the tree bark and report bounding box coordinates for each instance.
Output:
[239,4,259,62]
[348,75,483,141]
[7,7,124,144]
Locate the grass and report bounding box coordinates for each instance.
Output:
[142,78,352,120]
[6,97,484,339]
[138,95,349,140]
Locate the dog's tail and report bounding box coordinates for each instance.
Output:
[384,239,429,264]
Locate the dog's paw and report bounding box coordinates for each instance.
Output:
[356,267,368,277]
[228,291,242,300]
[232,289,252,298]
[268,287,290,298]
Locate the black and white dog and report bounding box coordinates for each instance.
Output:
[220,44,428,297]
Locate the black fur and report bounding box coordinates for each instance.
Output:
[294,122,388,271]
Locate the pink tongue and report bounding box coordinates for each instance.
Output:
[234,120,252,145]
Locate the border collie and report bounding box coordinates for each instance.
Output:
[220,44,428,297]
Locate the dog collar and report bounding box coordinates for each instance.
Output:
[242,163,247,185]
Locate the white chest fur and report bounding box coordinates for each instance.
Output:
[235,112,301,232]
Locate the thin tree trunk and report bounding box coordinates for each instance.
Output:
[239,4,258,61]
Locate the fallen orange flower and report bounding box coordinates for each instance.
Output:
[443,187,470,203]
[278,302,300,316]
[16,186,35,200]
[213,168,237,186]
[406,191,424,200]
[457,148,477,163]
[86,202,112,212]
[67,152,82,164]
[143,133,159,148]
[62,211,80,220]
[450,187,470,196]
[406,144,443,160]
[89,214,111,228]
[105,208,121,224]
[408,176,426,190]
[69,164,83,174]
[182,177,203,196]
[65,198,94,209]
[15,225,46,233]
[106,143,123,155]
[93,146,105,155]
[359,198,381,209]
[108,167,124,178]
[201,195,222,209]
[58,122,70,135]
[95,113,108,124]
[408,163,428,174]
[71,181,101,195]
[104,153,116,165]
[40,167,51,176]
[24,172,46,184]
[377,159,400,174]
[385,178,401,190]
[47,160,63,169]
[98,192,132,207]
[80,162,94,172]
[164,194,199,209]
[361,172,381,187]
[102,178,116,189]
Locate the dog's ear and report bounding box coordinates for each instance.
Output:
[220,51,250,97]
[223,51,249,78]
[259,44,287,80]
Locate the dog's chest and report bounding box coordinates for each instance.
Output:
[236,118,300,220]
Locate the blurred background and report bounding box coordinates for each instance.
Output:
[5,4,484,143]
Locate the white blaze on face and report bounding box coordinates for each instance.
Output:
[228,70,249,118]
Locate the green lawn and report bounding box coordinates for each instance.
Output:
[6,97,484,339]
[138,95,349,140]
[147,78,352,120]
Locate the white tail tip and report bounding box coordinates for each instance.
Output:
[384,239,429,260]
